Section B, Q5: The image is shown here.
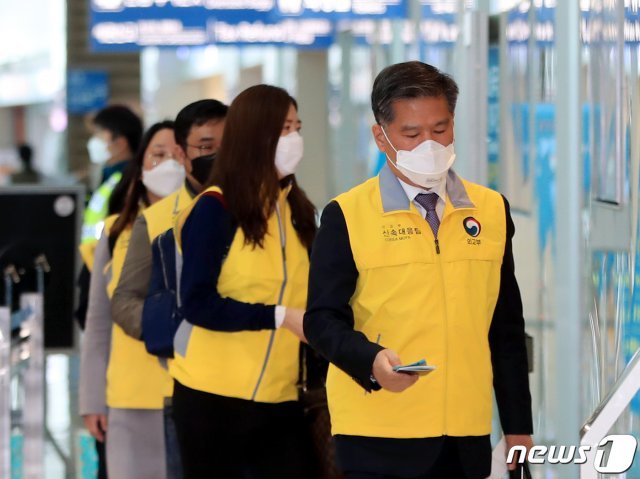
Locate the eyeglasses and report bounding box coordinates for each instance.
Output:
[147,152,175,167]
[187,144,215,154]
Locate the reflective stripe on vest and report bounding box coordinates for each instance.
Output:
[169,186,308,403]
[81,172,122,244]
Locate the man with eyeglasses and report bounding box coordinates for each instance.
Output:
[111,98,228,340]
[178,102,226,191]
[109,99,228,479]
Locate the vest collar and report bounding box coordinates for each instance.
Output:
[378,163,475,214]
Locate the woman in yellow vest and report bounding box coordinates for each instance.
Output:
[80,120,185,479]
[171,85,317,478]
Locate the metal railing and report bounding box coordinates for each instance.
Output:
[21,293,45,479]
[0,306,10,479]
[580,348,640,478]
[0,263,46,479]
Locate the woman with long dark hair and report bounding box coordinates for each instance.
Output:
[171,85,317,478]
[80,120,184,479]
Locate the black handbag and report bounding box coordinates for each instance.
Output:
[298,344,343,479]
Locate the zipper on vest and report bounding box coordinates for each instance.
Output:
[433,224,449,434]
[251,202,288,401]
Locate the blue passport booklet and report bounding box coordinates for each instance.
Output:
[392,359,436,375]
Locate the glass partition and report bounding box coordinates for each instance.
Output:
[327,5,466,199]
[500,1,640,476]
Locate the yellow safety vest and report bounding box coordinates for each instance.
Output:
[142,183,194,240]
[105,213,174,409]
[327,165,506,438]
[139,183,195,390]
[169,186,309,403]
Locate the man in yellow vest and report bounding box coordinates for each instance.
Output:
[109,99,227,478]
[304,61,533,478]
[81,105,144,253]
[112,99,228,337]
[76,106,143,327]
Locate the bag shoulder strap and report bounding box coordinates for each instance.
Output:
[174,230,183,308]
[156,231,172,291]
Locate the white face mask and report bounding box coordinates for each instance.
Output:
[142,159,185,198]
[275,131,304,177]
[87,136,111,164]
[381,127,456,189]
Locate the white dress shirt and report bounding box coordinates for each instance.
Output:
[275,305,286,328]
[397,176,447,221]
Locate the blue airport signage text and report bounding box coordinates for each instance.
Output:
[90,0,406,50]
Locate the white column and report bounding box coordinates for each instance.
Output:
[453,4,489,185]
[555,1,582,477]
[296,51,331,208]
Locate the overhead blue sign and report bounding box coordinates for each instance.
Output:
[91,18,335,50]
[535,6,554,47]
[505,5,529,46]
[90,0,405,50]
[505,4,640,47]
[66,70,109,114]
[420,4,457,45]
[209,19,334,48]
[344,6,458,48]
[91,0,405,21]
[623,4,640,45]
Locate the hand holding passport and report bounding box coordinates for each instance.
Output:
[392,359,436,376]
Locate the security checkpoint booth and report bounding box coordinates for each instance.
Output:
[0,185,83,478]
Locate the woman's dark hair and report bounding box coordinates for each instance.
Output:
[109,120,176,243]
[371,61,459,125]
[107,164,131,216]
[207,85,316,250]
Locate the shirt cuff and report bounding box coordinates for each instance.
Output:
[274,306,286,328]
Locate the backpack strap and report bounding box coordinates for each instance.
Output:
[175,234,183,309]
[157,232,171,291]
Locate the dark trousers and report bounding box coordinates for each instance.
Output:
[164,402,183,479]
[337,434,490,479]
[172,380,310,479]
[343,437,468,479]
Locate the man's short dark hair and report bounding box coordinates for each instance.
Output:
[175,99,228,149]
[371,61,459,125]
[17,143,33,165]
[93,105,143,154]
